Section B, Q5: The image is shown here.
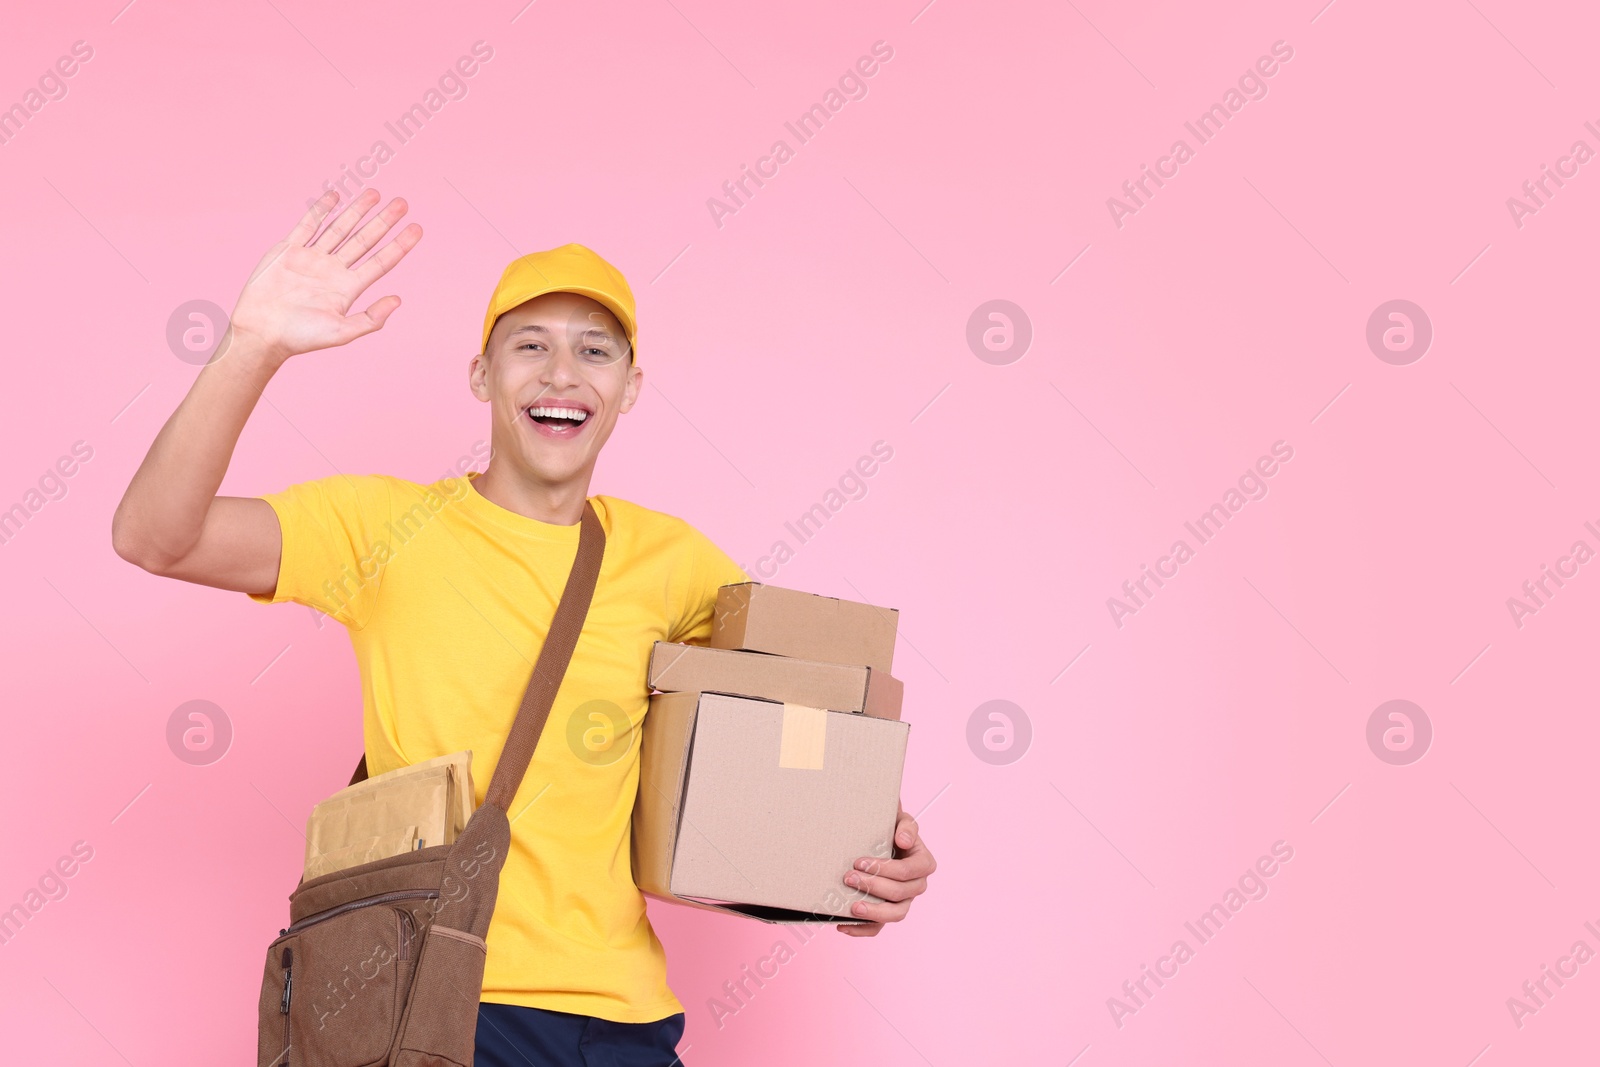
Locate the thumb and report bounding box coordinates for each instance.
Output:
[343,295,401,340]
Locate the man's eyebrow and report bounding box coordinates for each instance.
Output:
[506,323,617,340]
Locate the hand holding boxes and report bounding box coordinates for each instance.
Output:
[632,582,909,923]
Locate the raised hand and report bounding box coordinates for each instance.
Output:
[225,188,423,365]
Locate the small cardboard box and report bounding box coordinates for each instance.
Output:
[648,641,903,720]
[633,691,909,922]
[709,582,898,673]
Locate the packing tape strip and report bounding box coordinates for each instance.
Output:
[778,703,828,770]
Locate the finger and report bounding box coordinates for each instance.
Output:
[844,871,927,903]
[313,188,381,253]
[837,921,883,937]
[848,896,910,924]
[336,197,410,266]
[894,815,919,853]
[286,189,341,246]
[352,223,424,290]
[334,295,401,344]
[851,849,933,882]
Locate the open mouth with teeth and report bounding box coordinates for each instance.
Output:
[524,403,592,440]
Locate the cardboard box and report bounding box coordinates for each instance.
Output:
[709,582,898,673]
[633,691,909,923]
[648,641,903,721]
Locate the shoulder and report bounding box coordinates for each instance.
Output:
[259,471,399,513]
[397,473,471,508]
[593,495,706,547]
[595,496,741,563]
[597,497,752,593]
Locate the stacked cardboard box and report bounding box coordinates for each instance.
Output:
[632,583,910,923]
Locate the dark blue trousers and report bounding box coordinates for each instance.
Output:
[474,1002,688,1067]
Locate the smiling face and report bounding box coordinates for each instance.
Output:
[469,291,642,492]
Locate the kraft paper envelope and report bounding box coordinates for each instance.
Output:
[303,750,475,882]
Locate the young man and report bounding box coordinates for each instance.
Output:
[112,188,935,1066]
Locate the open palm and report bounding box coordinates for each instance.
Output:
[228,188,423,363]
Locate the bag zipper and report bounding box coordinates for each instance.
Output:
[279,945,293,1066]
[397,907,417,961]
[280,946,294,1012]
[275,889,440,941]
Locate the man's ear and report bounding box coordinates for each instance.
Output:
[619,362,643,413]
[468,350,491,401]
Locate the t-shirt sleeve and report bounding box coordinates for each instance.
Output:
[245,473,396,630]
[667,523,752,646]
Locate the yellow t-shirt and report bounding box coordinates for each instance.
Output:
[247,469,749,1023]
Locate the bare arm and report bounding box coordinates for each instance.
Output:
[112,341,287,594]
[111,188,423,593]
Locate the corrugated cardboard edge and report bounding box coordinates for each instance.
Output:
[707,581,899,672]
[632,692,700,898]
[862,668,903,721]
[645,640,680,688]
[708,584,754,649]
[650,640,869,712]
[650,640,904,721]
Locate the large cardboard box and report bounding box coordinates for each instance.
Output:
[633,691,909,922]
[648,641,903,720]
[709,582,899,673]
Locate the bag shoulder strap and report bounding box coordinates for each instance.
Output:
[346,499,607,814]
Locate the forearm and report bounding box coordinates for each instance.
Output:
[112,329,282,569]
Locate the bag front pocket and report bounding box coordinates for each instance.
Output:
[393,925,488,1067]
[280,899,427,1067]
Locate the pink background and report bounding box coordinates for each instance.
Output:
[1,0,1596,1063]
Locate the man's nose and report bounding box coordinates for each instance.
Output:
[539,343,584,384]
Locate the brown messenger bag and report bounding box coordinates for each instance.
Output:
[257,500,607,1067]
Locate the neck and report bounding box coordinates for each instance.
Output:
[471,461,591,526]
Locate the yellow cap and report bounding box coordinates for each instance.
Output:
[480,243,637,362]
